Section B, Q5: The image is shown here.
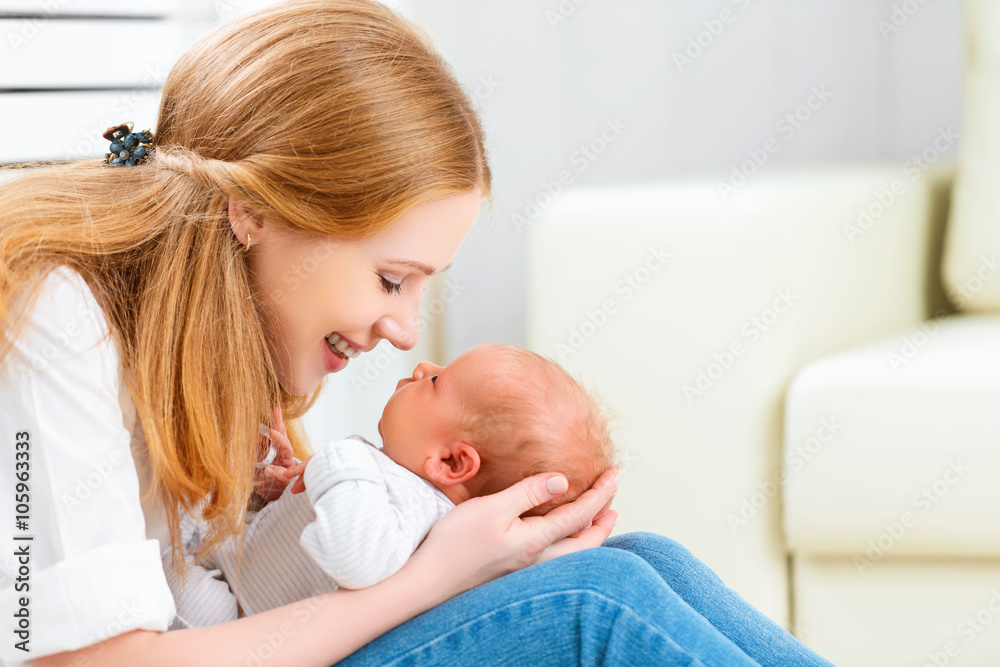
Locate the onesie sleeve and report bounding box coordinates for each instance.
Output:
[0,267,176,666]
[300,438,454,590]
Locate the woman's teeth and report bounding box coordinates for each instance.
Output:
[326,332,360,359]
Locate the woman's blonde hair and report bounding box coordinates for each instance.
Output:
[0,0,491,566]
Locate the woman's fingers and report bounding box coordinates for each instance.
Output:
[592,491,617,523]
[529,465,618,544]
[495,472,571,518]
[564,486,618,538]
[539,510,618,562]
[410,467,618,593]
[548,465,619,537]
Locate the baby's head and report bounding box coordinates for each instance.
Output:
[378,343,615,514]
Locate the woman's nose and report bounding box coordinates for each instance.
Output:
[373,297,422,351]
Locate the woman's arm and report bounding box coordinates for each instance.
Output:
[34,467,618,667]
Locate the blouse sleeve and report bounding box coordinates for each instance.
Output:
[0,266,176,666]
[160,509,239,629]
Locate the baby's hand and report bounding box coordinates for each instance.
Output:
[281,456,314,494]
[253,405,297,502]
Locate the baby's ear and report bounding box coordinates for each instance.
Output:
[424,442,480,486]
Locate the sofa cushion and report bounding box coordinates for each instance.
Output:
[784,316,1000,556]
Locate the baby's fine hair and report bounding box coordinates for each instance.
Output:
[457,344,618,515]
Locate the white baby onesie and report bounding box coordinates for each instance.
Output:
[164,435,455,625]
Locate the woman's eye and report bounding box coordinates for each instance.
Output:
[430,374,438,385]
[379,276,402,295]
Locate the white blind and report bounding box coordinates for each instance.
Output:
[0,0,214,163]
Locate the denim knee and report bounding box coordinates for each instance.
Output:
[604,530,689,556]
[604,530,695,565]
[540,544,665,603]
[601,530,730,593]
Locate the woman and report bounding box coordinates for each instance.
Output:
[0,1,833,665]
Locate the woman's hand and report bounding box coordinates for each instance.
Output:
[253,405,296,501]
[406,465,619,594]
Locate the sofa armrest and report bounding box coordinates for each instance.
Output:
[526,165,941,626]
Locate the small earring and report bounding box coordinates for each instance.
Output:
[245,233,251,251]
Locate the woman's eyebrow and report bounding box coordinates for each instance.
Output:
[383,258,452,275]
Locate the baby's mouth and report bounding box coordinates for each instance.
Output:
[326,332,360,359]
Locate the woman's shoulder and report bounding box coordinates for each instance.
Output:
[32,264,107,320]
[13,264,111,347]
[2,263,119,389]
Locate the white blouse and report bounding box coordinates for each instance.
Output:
[0,266,176,666]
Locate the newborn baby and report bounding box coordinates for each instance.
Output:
[165,343,615,625]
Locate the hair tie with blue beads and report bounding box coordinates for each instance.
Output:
[102,122,155,166]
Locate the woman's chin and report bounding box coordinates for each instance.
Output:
[278,365,320,398]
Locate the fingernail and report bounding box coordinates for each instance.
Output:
[546,475,569,494]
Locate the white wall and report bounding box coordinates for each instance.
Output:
[1,0,964,451]
[408,0,964,359]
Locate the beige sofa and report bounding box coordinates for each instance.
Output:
[527,162,950,641]
[526,4,997,665]
[783,1,1000,664]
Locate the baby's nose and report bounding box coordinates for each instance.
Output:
[412,361,440,380]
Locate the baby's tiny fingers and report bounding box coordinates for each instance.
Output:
[282,460,307,479]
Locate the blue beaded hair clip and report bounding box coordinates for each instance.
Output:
[102,122,154,166]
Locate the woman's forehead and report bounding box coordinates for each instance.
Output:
[367,191,482,257]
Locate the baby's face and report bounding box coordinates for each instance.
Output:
[377,345,492,474]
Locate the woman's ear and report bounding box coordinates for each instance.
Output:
[424,442,480,487]
[228,196,264,242]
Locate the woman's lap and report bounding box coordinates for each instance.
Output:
[336,532,763,667]
[601,532,833,667]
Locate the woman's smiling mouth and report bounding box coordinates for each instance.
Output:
[326,332,361,359]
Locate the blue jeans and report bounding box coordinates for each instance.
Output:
[337,531,834,666]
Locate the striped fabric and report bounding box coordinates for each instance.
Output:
[163,436,455,626]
